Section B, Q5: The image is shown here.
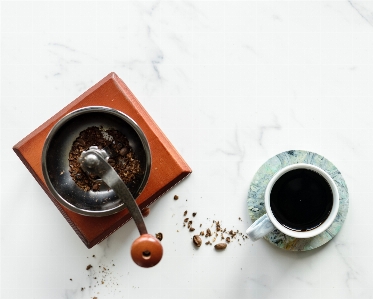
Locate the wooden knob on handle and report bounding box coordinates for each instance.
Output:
[131,234,163,268]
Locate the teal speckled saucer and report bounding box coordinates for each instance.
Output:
[247,150,349,251]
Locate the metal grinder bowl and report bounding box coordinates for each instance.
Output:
[42,106,151,217]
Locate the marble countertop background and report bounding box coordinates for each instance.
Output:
[1,1,373,298]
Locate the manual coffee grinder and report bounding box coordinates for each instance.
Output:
[42,106,163,268]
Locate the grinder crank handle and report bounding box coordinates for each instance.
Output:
[79,147,163,268]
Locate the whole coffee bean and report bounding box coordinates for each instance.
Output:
[92,183,99,191]
[214,243,227,250]
[155,232,163,241]
[141,207,150,217]
[193,235,202,247]
[108,159,116,166]
[119,147,128,156]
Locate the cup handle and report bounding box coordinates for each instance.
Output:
[246,214,276,241]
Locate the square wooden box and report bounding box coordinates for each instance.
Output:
[13,73,192,248]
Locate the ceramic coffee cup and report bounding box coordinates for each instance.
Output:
[246,163,339,241]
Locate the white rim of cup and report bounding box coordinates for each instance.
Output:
[264,163,339,239]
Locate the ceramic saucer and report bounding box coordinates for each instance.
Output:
[247,150,349,251]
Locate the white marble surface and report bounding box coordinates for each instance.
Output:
[1,1,373,298]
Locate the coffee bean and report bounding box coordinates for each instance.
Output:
[141,207,150,217]
[193,235,202,247]
[184,210,187,216]
[184,218,189,223]
[189,227,195,232]
[119,147,128,156]
[92,183,99,191]
[155,232,163,241]
[214,243,227,250]
[108,159,116,166]
[174,195,179,200]
[75,173,83,180]
[192,212,197,217]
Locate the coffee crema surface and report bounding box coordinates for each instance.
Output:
[270,169,333,232]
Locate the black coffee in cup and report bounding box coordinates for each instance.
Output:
[270,168,333,232]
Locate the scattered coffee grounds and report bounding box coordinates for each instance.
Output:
[79,257,121,296]
[214,243,227,250]
[155,232,163,241]
[68,126,142,192]
[174,195,179,200]
[179,209,248,248]
[175,196,248,249]
[193,235,202,247]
